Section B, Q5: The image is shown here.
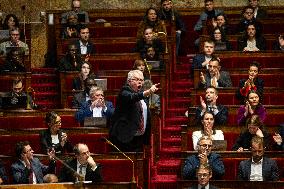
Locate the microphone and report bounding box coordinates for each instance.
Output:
[101,137,136,183]
[143,59,152,80]
[52,155,85,182]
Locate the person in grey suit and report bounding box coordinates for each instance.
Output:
[188,164,219,189]
[109,70,160,152]
[11,141,56,184]
[238,136,279,181]
[199,57,232,89]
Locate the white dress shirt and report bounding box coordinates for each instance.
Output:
[250,158,263,181]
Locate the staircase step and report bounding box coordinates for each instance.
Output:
[32,68,56,74]
[171,80,193,89]
[165,116,188,125]
[156,159,181,175]
[151,174,178,183]
[34,92,59,96]
[166,108,187,117]
[31,83,58,88]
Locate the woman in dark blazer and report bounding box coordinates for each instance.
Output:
[40,111,73,154]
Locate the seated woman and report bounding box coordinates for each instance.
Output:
[236,61,264,104]
[72,61,95,90]
[133,59,150,80]
[192,111,224,150]
[2,14,20,30]
[273,34,284,51]
[134,27,164,60]
[210,27,232,51]
[237,90,266,126]
[232,115,271,151]
[136,7,166,39]
[40,111,73,154]
[75,86,114,125]
[237,23,266,52]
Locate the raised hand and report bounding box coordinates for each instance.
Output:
[273,133,283,145]
[200,96,206,110]
[200,72,205,83]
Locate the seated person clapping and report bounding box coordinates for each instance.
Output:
[237,90,266,126]
[233,115,271,151]
[236,61,264,103]
[59,44,83,71]
[75,86,114,124]
[237,23,266,52]
[1,47,26,72]
[198,57,232,89]
[210,27,232,51]
[192,111,224,151]
[40,111,73,154]
[61,12,80,39]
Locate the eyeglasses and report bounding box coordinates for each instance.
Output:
[199,144,212,148]
[197,173,210,178]
[131,78,144,82]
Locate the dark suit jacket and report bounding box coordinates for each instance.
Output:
[75,100,114,123]
[40,129,73,154]
[59,158,102,183]
[198,70,232,89]
[109,84,151,145]
[195,104,228,127]
[188,184,220,189]
[236,77,264,103]
[232,130,272,151]
[192,54,206,70]
[11,158,56,184]
[72,91,87,109]
[58,55,82,71]
[0,161,8,184]
[255,7,268,20]
[74,40,96,55]
[238,157,279,181]
[182,153,225,180]
[237,36,266,51]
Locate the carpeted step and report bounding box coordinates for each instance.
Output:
[159,147,182,159]
[32,68,56,74]
[166,108,188,117]
[151,174,178,185]
[156,159,182,175]
[171,80,193,89]
[34,92,59,96]
[31,83,57,88]
[161,137,181,148]
[168,98,191,109]
[165,116,188,126]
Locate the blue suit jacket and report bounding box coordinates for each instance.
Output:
[11,158,55,184]
[238,157,279,181]
[75,100,114,123]
[182,153,225,180]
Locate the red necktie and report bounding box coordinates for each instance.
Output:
[137,101,145,135]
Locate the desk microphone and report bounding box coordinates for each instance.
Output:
[101,137,136,183]
[52,155,84,182]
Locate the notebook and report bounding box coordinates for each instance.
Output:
[1,95,27,109]
[212,140,227,151]
[84,117,107,127]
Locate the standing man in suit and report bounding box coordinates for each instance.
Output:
[75,86,114,124]
[199,57,232,89]
[238,136,279,181]
[188,164,219,189]
[195,87,228,126]
[183,136,225,180]
[59,143,102,182]
[109,70,159,152]
[74,26,95,60]
[11,141,56,184]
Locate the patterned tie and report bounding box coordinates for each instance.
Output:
[29,164,34,184]
[137,101,145,135]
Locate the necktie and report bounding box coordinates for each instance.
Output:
[79,164,86,175]
[137,101,145,135]
[201,187,205,189]
[29,164,34,184]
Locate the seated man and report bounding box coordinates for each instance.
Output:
[191,40,215,76]
[238,136,279,181]
[59,44,83,71]
[0,78,37,109]
[0,160,8,184]
[61,12,80,39]
[59,143,102,182]
[72,76,97,109]
[1,47,26,72]
[75,86,114,124]
[182,136,225,180]
[237,6,263,34]
[11,141,56,184]
[198,57,232,89]
[188,164,220,189]
[159,0,186,55]
[248,0,267,20]
[61,0,89,24]
[0,27,29,56]
[73,25,95,57]
[195,87,228,126]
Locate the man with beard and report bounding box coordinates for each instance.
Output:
[59,44,82,71]
[183,136,225,180]
[195,87,228,126]
[73,26,95,58]
[109,70,159,152]
[198,57,232,89]
[72,76,97,108]
[159,0,185,55]
[238,136,279,181]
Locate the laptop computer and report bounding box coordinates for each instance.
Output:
[84,117,107,127]
[212,140,227,151]
[146,61,160,70]
[1,95,27,109]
